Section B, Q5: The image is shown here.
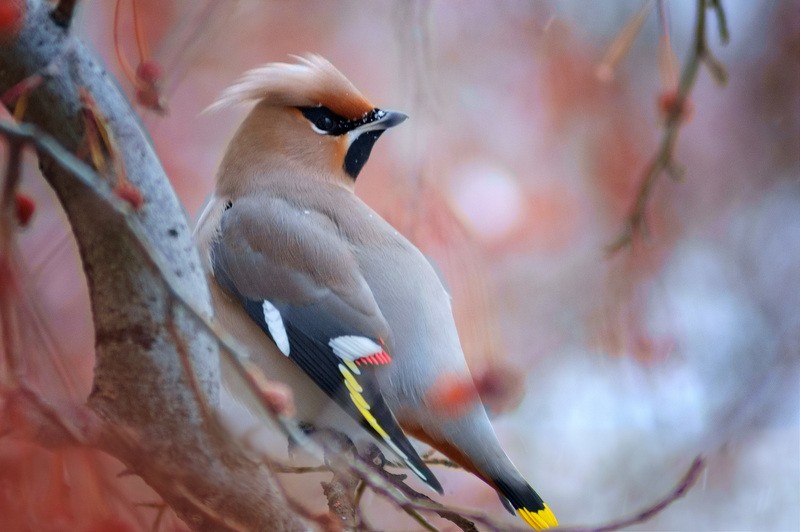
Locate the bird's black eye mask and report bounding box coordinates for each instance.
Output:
[299,106,386,136]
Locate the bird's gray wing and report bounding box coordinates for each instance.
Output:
[210,194,441,492]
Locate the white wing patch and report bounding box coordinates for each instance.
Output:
[329,335,381,362]
[262,300,290,356]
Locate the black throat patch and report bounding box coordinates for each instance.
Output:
[344,130,384,179]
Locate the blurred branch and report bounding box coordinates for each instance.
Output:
[272,462,331,474]
[708,0,730,44]
[423,456,461,468]
[322,469,361,530]
[607,0,729,253]
[596,1,655,82]
[561,456,705,532]
[51,0,79,29]
[0,383,95,447]
[359,444,442,532]
[380,472,477,532]
[275,434,506,531]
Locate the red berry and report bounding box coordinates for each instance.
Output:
[259,382,295,418]
[0,0,24,41]
[473,364,525,417]
[658,90,694,122]
[426,374,479,419]
[136,60,163,85]
[14,193,35,226]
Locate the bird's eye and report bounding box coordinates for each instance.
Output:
[317,116,334,131]
[299,106,346,135]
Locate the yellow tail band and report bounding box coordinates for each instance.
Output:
[518,504,558,530]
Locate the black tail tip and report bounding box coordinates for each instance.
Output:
[415,461,443,494]
[427,474,444,495]
[493,477,558,530]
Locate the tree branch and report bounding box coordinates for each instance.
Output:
[0,1,305,529]
[51,0,80,29]
[607,0,729,253]
[560,456,705,532]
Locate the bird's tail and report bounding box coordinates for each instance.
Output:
[402,414,558,530]
[491,474,558,530]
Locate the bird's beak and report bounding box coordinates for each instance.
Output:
[343,109,408,178]
[354,109,408,134]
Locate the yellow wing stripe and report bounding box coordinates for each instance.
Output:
[338,363,363,392]
[349,391,370,412]
[359,405,390,440]
[338,364,388,439]
[517,505,558,530]
[344,377,361,396]
[337,363,429,482]
[344,359,361,375]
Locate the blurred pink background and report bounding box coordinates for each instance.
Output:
[2,1,798,530]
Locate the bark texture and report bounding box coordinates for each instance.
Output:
[0,1,306,529]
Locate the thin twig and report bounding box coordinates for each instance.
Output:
[561,456,705,532]
[15,384,89,444]
[272,463,331,474]
[133,501,169,532]
[173,483,249,532]
[1,48,65,122]
[362,445,476,532]
[151,502,168,532]
[708,0,730,44]
[596,1,656,82]
[113,0,137,86]
[421,448,436,459]
[607,0,728,253]
[422,457,461,469]
[1,138,25,380]
[284,495,340,532]
[353,480,368,527]
[131,0,149,62]
[1,134,23,207]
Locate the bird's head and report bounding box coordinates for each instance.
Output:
[210,55,407,192]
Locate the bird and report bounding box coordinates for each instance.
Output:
[194,54,558,530]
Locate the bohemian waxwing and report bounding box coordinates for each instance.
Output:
[194,55,557,530]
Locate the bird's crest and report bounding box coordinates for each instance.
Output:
[206,54,374,120]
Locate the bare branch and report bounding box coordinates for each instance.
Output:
[560,456,705,532]
[322,471,361,531]
[0,0,306,528]
[708,0,730,44]
[422,457,461,469]
[607,0,729,253]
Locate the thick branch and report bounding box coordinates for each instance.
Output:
[0,1,304,529]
